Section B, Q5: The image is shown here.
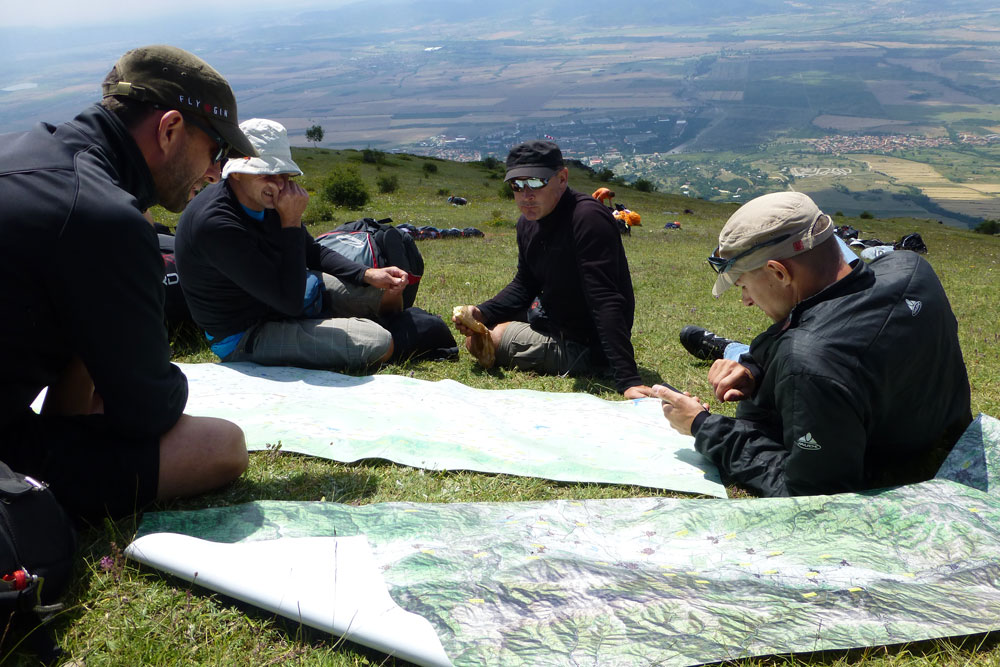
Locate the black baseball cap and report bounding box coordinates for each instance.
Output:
[102,45,257,159]
[504,140,564,181]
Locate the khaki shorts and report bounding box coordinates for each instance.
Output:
[495,321,597,377]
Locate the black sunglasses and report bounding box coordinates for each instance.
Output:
[707,233,791,274]
[509,177,551,193]
[181,113,231,165]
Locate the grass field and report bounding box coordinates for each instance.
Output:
[13,149,1000,666]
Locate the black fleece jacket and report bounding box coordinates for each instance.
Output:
[477,188,642,393]
[0,104,187,438]
[175,180,369,339]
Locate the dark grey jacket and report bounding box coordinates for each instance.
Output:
[693,251,971,496]
[0,104,187,438]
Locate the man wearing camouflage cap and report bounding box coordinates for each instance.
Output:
[654,192,971,496]
[0,45,252,521]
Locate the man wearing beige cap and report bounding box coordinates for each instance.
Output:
[0,45,252,521]
[176,118,408,370]
[654,192,971,496]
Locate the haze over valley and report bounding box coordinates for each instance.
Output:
[3,0,1000,226]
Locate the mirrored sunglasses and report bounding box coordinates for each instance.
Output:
[509,177,551,193]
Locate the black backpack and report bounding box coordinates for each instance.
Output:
[157,232,194,332]
[1,462,76,663]
[895,232,928,254]
[316,218,425,308]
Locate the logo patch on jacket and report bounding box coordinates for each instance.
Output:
[794,432,821,450]
[906,299,922,316]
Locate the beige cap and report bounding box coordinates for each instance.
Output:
[222,118,303,179]
[711,192,834,297]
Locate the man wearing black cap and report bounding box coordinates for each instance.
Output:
[452,140,652,399]
[0,45,252,521]
[653,192,970,497]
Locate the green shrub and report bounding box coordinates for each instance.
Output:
[422,161,438,176]
[974,219,1000,235]
[377,174,400,194]
[323,167,370,209]
[859,211,874,219]
[362,148,387,165]
[302,198,335,226]
[481,156,501,169]
[597,168,615,181]
[436,188,450,196]
[499,182,515,199]
[633,178,656,192]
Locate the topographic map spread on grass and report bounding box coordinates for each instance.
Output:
[129,416,1000,666]
[177,362,724,498]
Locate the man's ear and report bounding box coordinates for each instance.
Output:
[155,109,187,159]
[764,259,793,286]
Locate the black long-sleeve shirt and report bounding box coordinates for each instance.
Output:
[0,104,187,438]
[175,180,369,339]
[478,188,642,393]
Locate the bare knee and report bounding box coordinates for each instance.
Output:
[378,338,395,364]
[490,322,508,349]
[157,415,248,501]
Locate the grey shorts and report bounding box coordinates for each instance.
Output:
[225,273,391,370]
[321,273,383,319]
[228,316,392,370]
[495,321,597,377]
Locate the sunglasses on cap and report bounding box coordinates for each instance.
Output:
[707,233,791,274]
[181,113,231,165]
[508,176,551,193]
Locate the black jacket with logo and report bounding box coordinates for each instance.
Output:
[693,251,971,496]
[477,188,642,393]
[0,104,187,438]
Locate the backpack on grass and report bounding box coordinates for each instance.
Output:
[1,461,76,663]
[316,217,424,308]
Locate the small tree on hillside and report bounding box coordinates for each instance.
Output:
[633,178,656,193]
[305,124,324,146]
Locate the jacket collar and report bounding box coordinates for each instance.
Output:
[65,104,158,211]
[786,258,873,329]
[534,187,576,224]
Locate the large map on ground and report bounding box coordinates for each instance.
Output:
[129,416,1000,666]
[178,362,724,498]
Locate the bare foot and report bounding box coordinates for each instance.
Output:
[465,332,495,368]
[453,306,495,367]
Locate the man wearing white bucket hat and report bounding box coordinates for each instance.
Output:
[175,118,408,370]
[652,192,970,497]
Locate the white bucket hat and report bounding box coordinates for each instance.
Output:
[222,118,303,179]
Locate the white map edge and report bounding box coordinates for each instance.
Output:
[125,533,454,667]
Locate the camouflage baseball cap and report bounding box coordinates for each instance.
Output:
[102,45,257,159]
